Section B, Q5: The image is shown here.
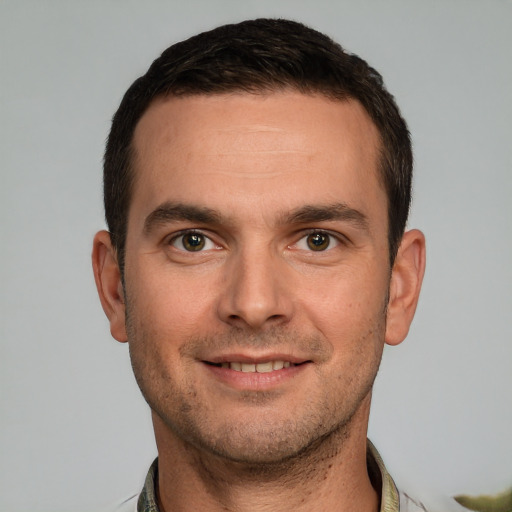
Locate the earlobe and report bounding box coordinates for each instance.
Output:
[385,229,426,346]
[92,230,128,343]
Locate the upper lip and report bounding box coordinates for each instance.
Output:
[202,353,311,365]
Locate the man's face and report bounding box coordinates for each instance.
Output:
[121,92,392,463]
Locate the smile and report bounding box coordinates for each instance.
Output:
[202,358,311,390]
[212,361,295,373]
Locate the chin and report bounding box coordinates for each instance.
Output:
[155,400,357,469]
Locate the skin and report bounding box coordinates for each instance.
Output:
[93,91,426,512]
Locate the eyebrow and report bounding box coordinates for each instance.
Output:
[144,202,222,234]
[143,201,369,234]
[283,203,370,232]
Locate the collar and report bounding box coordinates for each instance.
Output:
[137,457,159,512]
[367,439,401,512]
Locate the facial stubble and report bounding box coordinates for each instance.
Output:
[125,294,387,472]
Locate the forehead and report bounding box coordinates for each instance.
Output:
[134,91,380,159]
[130,92,384,222]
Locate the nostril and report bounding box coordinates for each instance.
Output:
[226,312,286,327]
[216,274,293,329]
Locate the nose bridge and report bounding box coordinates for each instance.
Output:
[218,240,291,329]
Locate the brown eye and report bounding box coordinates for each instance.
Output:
[307,232,330,251]
[170,231,218,253]
[181,233,206,251]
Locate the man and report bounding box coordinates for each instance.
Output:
[92,18,427,512]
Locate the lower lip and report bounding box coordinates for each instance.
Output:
[202,362,309,391]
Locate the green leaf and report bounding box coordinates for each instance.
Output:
[454,487,512,512]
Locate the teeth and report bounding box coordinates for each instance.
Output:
[219,361,294,372]
[256,362,273,373]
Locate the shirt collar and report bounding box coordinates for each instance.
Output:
[367,439,401,512]
[137,457,159,512]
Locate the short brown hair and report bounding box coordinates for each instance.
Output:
[104,18,412,272]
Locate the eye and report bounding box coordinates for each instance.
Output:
[295,231,339,252]
[170,231,216,252]
[306,232,330,251]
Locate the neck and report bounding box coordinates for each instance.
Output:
[152,396,379,512]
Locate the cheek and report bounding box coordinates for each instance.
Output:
[125,290,199,388]
[127,260,220,333]
[298,264,389,328]
[296,268,389,375]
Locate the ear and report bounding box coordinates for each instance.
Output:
[385,229,426,346]
[92,230,128,342]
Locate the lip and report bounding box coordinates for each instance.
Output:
[200,353,312,391]
[203,353,310,365]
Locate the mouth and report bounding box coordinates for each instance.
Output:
[201,356,313,390]
[205,360,306,373]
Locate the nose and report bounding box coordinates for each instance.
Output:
[216,246,293,330]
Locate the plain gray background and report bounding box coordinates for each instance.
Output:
[1,1,511,511]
